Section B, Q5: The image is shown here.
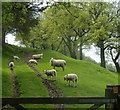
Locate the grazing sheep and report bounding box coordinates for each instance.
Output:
[44,69,57,80]
[32,54,43,59]
[50,58,66,71]
[64,74,78,87]
[9,61,14,70]
[13,56,20,61]
[28,59,38,65]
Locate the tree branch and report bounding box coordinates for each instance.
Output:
[56,38,63,51]
[63,5,79,18]
[110,49,115,62]
[115,52,120,61]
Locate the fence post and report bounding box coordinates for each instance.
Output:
[105,85,120,110]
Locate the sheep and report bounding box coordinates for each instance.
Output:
[28,59,38,65]
[64,74,78,87]
[50,58,66,71]
[9,61,14,70]
[32,54,43,59]
[44,69,57,80]
[13,56,20,61]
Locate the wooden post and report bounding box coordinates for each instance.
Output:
[105,85,120,110]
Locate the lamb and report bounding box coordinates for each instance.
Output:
[32,54,43,59]
[28,59,38,65]
[13,56,20,61]
[64,74,78,87]
[9,61,14,70]
[44,69,57,80]
[50,58,66,71]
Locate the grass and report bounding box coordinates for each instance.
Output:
[34,49,118,96]
[2,44,118,109]
[34,49,118,109]
[2,44,52,108]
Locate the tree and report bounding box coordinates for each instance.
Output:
[2,2,48,44]
[109,43,120,73]
[41,2,91,59]
[88,2,118,68]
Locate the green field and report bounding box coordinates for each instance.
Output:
[2,44,118,109]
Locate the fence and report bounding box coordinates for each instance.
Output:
[1,85,120,110]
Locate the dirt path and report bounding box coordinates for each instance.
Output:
[23,52,65,109]
[2,63,22,109]
[11,70,21,97]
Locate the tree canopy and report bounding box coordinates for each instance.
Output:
[2,2,48,44]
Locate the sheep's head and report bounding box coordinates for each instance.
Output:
[44,70,47,74]
[41,54,43,57]
[50,58,54,61]
[50,58,54,63]
[64,75,67,81]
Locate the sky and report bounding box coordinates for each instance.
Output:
[5,34,101,63]
[5,34,24,47]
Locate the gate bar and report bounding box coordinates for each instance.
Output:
[1,97,117,105]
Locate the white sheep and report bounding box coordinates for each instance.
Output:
[50,58,66,71]
[44,69,57,80]
[32,54,43,59]
[9,61,14,70]
[28,59,38,65]
[13,56,20,61]
[64,74,78,87]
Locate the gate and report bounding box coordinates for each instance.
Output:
[1,85,120,110]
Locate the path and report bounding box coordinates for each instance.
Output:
[23,52,65,109]
[11,70,21,98]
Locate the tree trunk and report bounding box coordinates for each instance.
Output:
[63,36,77,59]
[80,43,83,60]
[110,51,120,73]
[100,47,106,68]
[63,45,67,56]
[114,62,120,73]
[72,42,77,59]
[56,38,63,51]
[2,31,6,45]
[51,44,54,50]
[68,45,77,59]
[31,41,35,48]
[72,50,77,59]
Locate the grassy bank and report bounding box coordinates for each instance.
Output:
[2,44,118,109]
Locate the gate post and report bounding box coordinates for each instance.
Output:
[105,85,120,110]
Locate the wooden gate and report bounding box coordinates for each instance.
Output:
[1,85,120,110]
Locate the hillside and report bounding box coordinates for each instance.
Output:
[2,44,118,109]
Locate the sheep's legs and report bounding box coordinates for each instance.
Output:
[74,82,77,87]
[53,76,56,80]
[68,81,71,86]
[65,81,68,86]
[62,67,64,71]
[73,81,77,87]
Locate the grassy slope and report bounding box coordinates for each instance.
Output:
[2,44,118,108]
[34,49,118,108]
[2,44,51,108]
